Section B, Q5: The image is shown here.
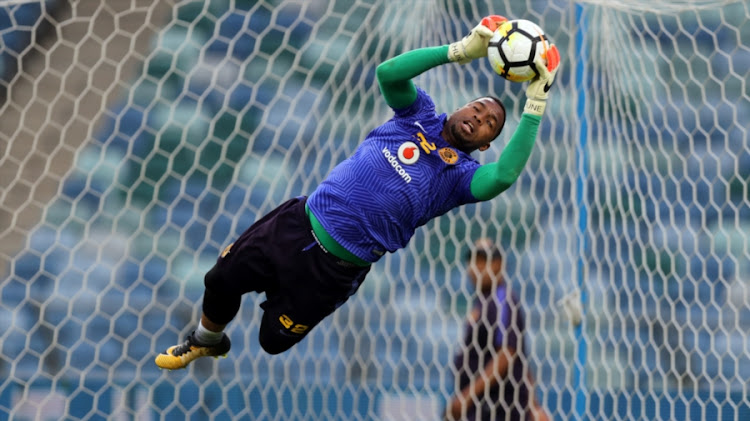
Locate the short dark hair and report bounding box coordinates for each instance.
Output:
[478,95,506,138]
[464,238,503,262]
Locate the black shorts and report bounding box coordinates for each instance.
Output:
[204,196,371,354]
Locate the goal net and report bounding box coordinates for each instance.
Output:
[1,0,748,419]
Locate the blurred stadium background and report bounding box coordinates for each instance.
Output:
[0,0,748,419]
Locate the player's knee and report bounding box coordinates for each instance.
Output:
[258,309,310,355]
[258,336,293,355]
[258,324,298,355]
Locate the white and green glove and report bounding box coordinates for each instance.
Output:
[448,15,507,65]
[524,44,561,116]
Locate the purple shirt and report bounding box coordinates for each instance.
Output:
[452,283,530,420]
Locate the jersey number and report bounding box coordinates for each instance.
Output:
[416,132,436,154]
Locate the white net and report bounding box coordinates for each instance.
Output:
[1,0,748,419]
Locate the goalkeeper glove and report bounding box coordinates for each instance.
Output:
[448,15,507,65]
[523,44,561,116]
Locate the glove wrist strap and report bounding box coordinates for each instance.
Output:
[523,98,546,116]
[447,42,465,62]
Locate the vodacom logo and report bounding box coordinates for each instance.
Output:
[397,141,420,165]
[381,147,412,183]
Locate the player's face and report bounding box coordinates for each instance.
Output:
[467,256,504,292]
[443,97,505,153]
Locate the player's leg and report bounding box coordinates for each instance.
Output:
[155,200,296,369]
[257,271,367,355]
[154,264,237,370]
[257,293,316,355]
[256,230,371,354]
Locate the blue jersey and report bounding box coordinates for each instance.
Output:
[307,88,481,262]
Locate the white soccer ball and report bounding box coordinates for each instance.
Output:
[487,19,552,83]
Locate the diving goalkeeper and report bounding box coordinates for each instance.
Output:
[156,15,560,369]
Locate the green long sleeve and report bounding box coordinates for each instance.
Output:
[376,45,451,109]
[470,113,541,201]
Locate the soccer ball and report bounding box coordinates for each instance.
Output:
[487,19,552,83]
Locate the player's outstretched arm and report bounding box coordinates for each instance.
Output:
[376,46,450,109]
[470,49,560,201]
[376,16,506,109]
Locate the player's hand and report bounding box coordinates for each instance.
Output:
[524,44,561,115]
[530,403,552,421]
[444,396,469,420]
[448,15,507,65]
[526,44,561,101]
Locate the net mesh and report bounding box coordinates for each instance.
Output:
[1,0,749,419]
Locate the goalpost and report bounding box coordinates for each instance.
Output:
[1,0,748,419]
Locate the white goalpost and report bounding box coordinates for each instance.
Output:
[1,0,748,419]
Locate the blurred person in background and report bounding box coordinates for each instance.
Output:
[446,238,550,421]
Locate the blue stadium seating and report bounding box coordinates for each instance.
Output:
[0,1,61,82]
[3,3,749,418]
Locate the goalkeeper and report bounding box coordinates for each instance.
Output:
[156,15,560,369]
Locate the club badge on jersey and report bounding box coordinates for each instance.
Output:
[438,147,458,165]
